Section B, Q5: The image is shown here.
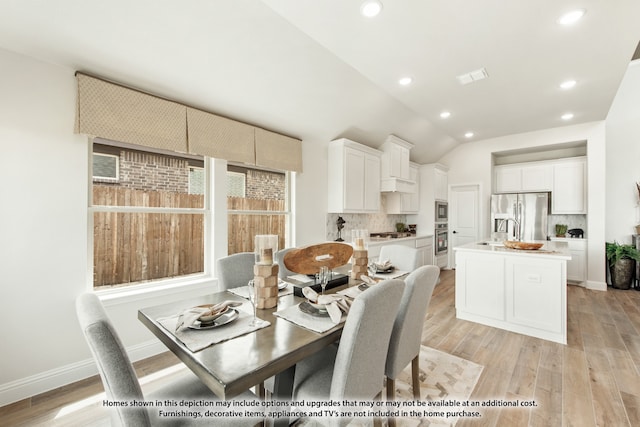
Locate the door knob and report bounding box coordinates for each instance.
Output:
[452,230,457,234]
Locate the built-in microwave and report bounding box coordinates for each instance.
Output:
[435,201,448,222]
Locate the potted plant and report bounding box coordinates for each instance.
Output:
[606,241,640,289]
[555,224,568,237]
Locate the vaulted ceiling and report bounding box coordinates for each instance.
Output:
[0,0,638,163]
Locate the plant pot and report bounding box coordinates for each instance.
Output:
[610,258,636,290]
[556,234,566,238]
[635,225,640,234]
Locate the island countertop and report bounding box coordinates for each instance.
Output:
[454,239,571,260]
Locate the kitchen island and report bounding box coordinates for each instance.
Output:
[454,240,571,344]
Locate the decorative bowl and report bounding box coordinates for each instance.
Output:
[503,241,544,250]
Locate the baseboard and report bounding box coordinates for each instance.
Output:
[0,339,166,408]
[585,280,607,291]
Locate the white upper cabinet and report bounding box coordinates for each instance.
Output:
[386,163,420,214]
[552,158,586,214]
[380,135,416,193]
[328,138,381,213]
[493,157,586,214]
[434,167,448,201]
[495,162,552,193]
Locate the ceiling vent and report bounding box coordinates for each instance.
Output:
[457,67,489,85]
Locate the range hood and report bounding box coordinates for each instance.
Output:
[379,135,416,193]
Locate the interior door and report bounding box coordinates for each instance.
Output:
[450,184,481,267]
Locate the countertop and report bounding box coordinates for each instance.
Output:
[454,239,571,260]
[368,234,433,244]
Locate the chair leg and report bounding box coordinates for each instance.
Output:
[386,377,395,401]
[373,393,383,427]
[385,379,396,427]
[411,355,420,400]
[258,382,266,399]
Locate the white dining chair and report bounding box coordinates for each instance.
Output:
[378,244,421,272]
[216,252,255,291]
[385,265,440,426]
[290,279,405,427]
[275,248,296,279]
[76,293,262,427]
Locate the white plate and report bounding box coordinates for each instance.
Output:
[278,280,288,290]
[189,309,239,330]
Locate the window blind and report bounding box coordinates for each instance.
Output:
[186,107,255,165]
[255,128,303,173]
[75,73,188,153]
[75,73,302,172]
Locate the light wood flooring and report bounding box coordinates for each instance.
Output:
[2,269,640,426]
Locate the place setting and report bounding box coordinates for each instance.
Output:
[157,289,271,352]
[226,278,293,299]
[274,267,354,333]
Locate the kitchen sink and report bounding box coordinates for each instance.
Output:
[479,241,504,247]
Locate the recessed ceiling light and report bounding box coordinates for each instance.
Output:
[561,113,574,120]
[465,132,474,138]
[558,9,586,26]
[560,79,577,90]
[440,111,451,119]
[360,0,383,18]
[398,76,413,86]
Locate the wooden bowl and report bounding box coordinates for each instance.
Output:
[503,240,544,250]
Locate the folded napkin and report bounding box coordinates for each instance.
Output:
[175,301,243,331]
[360,275,378,286]
[301,287,351,324]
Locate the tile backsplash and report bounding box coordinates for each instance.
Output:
[548,214,587,237]
[326,199,407,241]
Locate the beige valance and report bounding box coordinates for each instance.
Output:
[255,128,303,173]
[186,108,255,165]
[75,73,188,153]
[75,73,302,172]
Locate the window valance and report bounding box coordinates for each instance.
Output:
[75,73,302,172]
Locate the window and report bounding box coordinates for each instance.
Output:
[90,140,207,290]
[227,164,290,255]
[92,152,119,182]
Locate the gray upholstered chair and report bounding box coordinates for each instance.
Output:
[378,244,421,272]
[76,293,261,427]
[216,252,255,291]
[385,265,440,425]
[275,248,296,280]
[290,279,405,427]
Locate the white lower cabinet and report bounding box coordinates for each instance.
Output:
[455,252,505,320]
[415,237,433,266]
[551,238,587,283]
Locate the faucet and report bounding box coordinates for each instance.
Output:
[499,218,521,241]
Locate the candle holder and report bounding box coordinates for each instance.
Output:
[351,229,369,279]
[254,235,279,309]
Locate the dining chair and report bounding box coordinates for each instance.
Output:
[216,252,255,291]
[385,265,440,425]
[275,248,296,279]
[378,244,421,272]
[290,278,405,427]
[76,293,262,427]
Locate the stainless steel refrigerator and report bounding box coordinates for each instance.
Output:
[490,193,549,241]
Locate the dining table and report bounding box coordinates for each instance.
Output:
[138,266,369,426]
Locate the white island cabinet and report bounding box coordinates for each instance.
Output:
[454,240,570,344]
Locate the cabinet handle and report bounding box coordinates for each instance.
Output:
[452,230,458,234]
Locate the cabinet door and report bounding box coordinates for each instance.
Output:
[434,168,448,201]
[455,252,505,320]
[495,165,522,193]
[567,250,585,282]
[521,164,552,191]
[363,152,381,212]
[343,147,365,211]
[505,258,563,333]
[552,159,586,214]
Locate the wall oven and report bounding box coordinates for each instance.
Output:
[435,223,448,255]
[435,201,448,223]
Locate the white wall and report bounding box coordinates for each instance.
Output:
[0,47,332,406]
[439,121,607,290]
[605,60,640,245]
